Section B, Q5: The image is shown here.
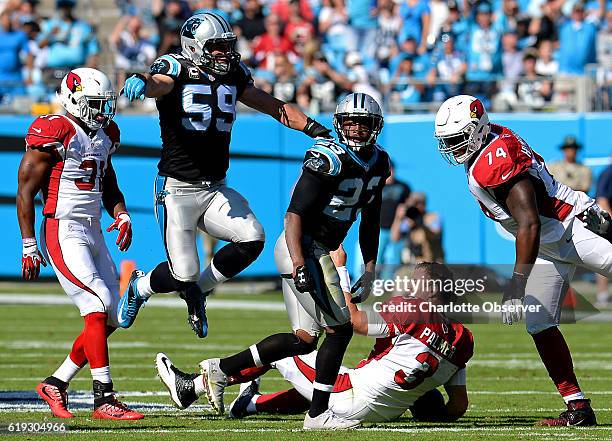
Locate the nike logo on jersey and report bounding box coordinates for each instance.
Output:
[501,171,513,181]
[32,127,42,133]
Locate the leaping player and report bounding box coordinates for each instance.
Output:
[117,12,331,338]
[434,95,612,426]
[17,68,143,420]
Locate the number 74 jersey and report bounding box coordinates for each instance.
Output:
[25,114,120,220]
[465,124,594,243]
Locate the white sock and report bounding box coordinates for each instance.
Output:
[90,366,111,384]
[597,291,609,304]
[198,261,228,292]
[246,394,260,413]
[52,356,82,383]
[137,271,155,299]
[194,374,206,397]
[563,392,586,403]
[336,266,351,293]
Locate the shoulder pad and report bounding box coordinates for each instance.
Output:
[472,128,532,188]
[150,54,183,78]
[25,115,75,157]
[103,120,120,153]
[303,141,344,176]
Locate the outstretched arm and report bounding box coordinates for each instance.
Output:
[239,84,331,138]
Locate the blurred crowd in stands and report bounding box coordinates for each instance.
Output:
[2,0,612,112]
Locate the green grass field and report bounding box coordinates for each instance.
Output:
[0,286,611,441]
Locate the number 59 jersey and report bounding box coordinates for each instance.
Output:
[24,114,120,220]
[150,54,253,182]
[289,139,391,250]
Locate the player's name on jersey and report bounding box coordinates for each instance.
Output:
[372,301,543,315]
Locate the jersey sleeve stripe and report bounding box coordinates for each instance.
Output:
[312,145,342,175]
[159,55,181,76]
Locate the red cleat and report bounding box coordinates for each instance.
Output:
[92,396,144,420]
[36,381,74,419]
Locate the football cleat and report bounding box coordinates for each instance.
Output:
[92,397,144,420]
[199,358,228,415]
[180,286,209,338]
[117,270,146,328]
[303,409,361,430]
[155,352,199,409]
[92,380,144,420]
[36,379,73,419]
[228,378,260,419]
[538,399,597,426]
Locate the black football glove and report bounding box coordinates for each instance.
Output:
[350,271,375,304]
[303,117,332,139]
[501,272,527,325]
[294,265,315,293]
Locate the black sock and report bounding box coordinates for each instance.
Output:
[44,376,68,390]
[213,241,264,278]
[150,262,192,293]
[219,333,315,376]
[309,324,353,417]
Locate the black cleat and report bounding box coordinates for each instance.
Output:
[179,285,209,338]
[228,378,260,419]
[538,399,597,426]
[155,353,199,409]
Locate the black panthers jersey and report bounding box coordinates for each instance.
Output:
[150,54,253,181]
[287,138,391,250]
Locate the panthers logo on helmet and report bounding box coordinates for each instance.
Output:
[469,99,484,119]
[182,17,202,38]
[66,72,82,93]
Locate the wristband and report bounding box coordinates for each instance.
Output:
[336,266,351,293]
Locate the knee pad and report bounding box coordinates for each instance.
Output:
[235,240,265,262]
[292,333,318,355]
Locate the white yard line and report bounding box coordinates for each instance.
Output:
[0,293,286,311]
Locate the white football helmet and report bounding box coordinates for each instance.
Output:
[57,68,117,131]
[180,13,240,75]
[333,93,383,151]
[434,95,490,165]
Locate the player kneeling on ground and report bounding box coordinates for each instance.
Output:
[434,95,610,426]
[17,68,143,420]
[158,260,473,425]
[155,93,391,429]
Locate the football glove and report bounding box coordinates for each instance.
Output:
[303,117,332,139]
[106,212,132,251]
[350,271,375,304]
[582,206,612,238]
[22,237,47,280]
[501,272,527,325]
[293,265,315,293]
[122,74,147,101]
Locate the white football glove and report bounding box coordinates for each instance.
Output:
[22,237,47,280]
[582,206,612,237]
[501,272,526,325]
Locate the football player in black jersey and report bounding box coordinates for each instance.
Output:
[116,13,331,338]
[154,93,391,430]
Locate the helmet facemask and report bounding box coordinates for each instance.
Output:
[193,37,240,75]
[436,120,490,165]
[77,92,117,130]
[334,113,383,151]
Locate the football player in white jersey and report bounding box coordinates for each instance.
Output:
[16,68,143,420]
[434,95,612,426]
[156,260,473,424]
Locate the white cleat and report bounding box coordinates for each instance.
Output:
[199,358,228,415]
[303,409,361,430]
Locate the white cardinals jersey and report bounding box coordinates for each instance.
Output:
[348,297,473,421]
[25,114,120,220]
[465,124,594,243]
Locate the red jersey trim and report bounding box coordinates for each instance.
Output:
[42,161,65,217]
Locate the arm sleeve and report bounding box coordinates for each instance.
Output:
[287,169,332,216]
[445,367,467,386]
[365,310,391,338]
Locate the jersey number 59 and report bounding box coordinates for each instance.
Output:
[181,84,236,133]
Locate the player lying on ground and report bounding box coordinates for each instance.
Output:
[17,68,143,420]
[156,93,391,429]
[228,257,472,423]
[117,12,332,338]
[434,95,612,426]
[157,261,473,424]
